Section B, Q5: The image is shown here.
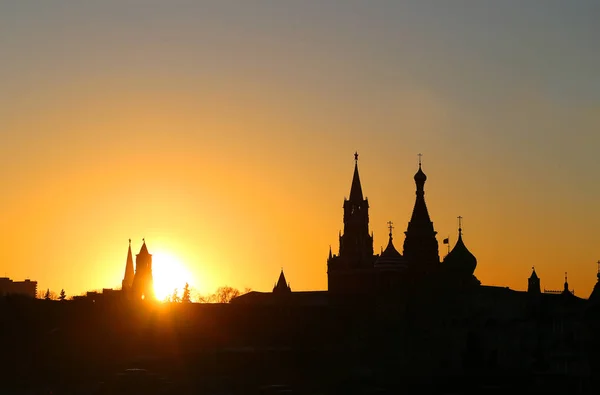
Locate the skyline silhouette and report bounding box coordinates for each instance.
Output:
[1,1,599,297]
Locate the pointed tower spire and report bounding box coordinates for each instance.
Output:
[528,266,541,294]
[273,268,291,293]
[349,151,363,202]
[403,153,440,268]
[338,152,373,261]
[122,238,135,291]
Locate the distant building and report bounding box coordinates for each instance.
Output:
[121,239,155,301]
[0,277,37,298]
[72,288,121,303]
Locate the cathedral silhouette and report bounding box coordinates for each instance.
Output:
[327,152,477,296]
[235,152,595,303]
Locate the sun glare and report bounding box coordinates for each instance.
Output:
[152,251,194,301]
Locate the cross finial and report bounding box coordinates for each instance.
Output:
[354,151,359,162]
[565,272,568,282]
[387,220,394,237]
[418,153,422,167]
[457,216,463,232]
[128,238,131,245]
[142,238,145,243]
[532,266,535,271]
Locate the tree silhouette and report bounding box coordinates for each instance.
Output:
[171,288,180,303]
[196,286,251,303]
[59,289,66,301]
[182,283,191,303]
[44,289,51,300]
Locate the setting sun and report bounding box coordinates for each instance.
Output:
[152,251,194,301]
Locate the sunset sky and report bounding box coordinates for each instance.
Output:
[1,1,599,299]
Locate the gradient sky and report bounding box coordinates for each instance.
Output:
[1,1,599,298]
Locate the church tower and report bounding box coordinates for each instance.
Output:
[528,267,541,294]
[131,239,155,301]
[402,155,440,271]
[328,153,376,294]
[339,152,374,262]
[121,239,135,292]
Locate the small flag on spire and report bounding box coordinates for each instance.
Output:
[443,238,449,244]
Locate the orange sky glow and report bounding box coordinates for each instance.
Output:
[1,2,599,298]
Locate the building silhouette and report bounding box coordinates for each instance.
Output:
[0,277,37,298]
[327,153,476,296]
[233,152,598,391]
[121,239,155,301]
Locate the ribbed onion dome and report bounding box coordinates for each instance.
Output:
[443,229,477,275]
[375,233,408,269]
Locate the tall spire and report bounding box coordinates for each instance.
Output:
[403,154,439,268]
[122,238,135,291]
[338,152,373,262]
[349,151,363,202]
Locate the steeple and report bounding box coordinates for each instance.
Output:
[563,272,570,294]
[375,221,407,268]
[338,152,374,263]
[139,238,149,256]
[273,268,291,294]
[131,239,155,301]
[528,266,541,294]
[122,239,135,291]
[349,151,364,201]
[403,154,440,268]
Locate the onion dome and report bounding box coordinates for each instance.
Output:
[375,223,408,269]
[444,224,477,276]
[414,163,427,184]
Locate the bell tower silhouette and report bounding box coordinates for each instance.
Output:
[402,154,440,270]
[328,153,376,294]
[339,152,374,262]
[131,239,155,301]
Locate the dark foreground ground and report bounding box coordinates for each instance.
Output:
[1,297,598,394]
